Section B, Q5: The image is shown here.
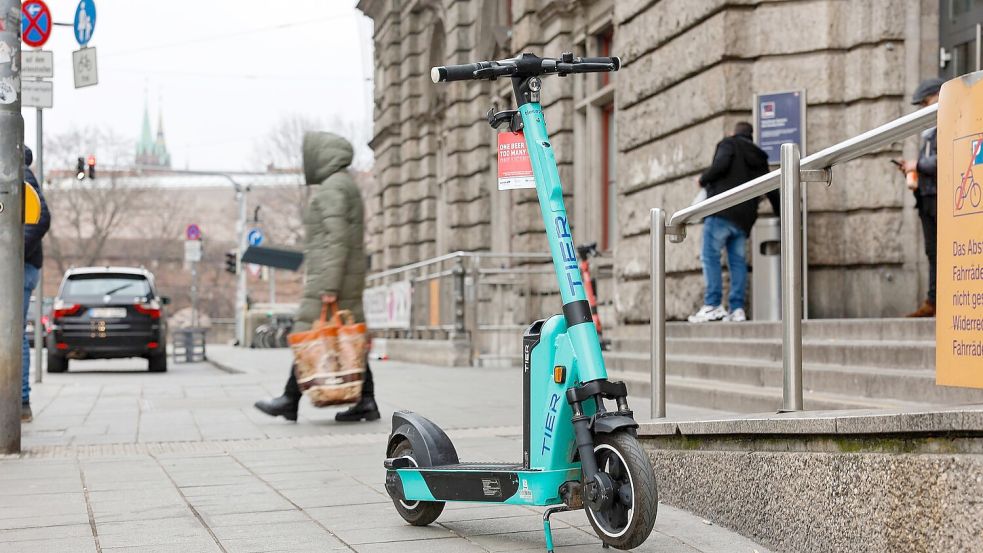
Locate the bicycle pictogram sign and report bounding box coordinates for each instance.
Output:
[21,0,52,48]
[953,134,983,216]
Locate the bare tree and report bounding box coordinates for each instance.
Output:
[44,127,137,272]
[254,185,311,247]
[46,175,139,272]
[132,188,187,243]
[44,126,134,174]
[252,113,374,173]
[252,113,322,171]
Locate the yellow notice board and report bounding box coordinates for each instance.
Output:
[937,70,983,388]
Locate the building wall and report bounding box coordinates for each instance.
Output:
[359,0,941,328]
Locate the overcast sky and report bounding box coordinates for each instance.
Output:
[22,0,374,171]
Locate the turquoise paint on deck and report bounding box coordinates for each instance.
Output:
[396,467,579,506]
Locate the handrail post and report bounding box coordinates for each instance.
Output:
[650,208,667,418]
[780,143,804,411]
[452,255,466,340]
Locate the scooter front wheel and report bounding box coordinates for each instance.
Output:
[585,431,658,550]
[388,440,445,526]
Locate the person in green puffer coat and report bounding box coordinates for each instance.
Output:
[254,132,378,423]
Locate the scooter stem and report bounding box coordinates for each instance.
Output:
[516,100,609,384]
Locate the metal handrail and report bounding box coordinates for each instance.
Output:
[666,103,939,238]
[367,251,468,282]
[367,250,552,283]
[650,103,939,418]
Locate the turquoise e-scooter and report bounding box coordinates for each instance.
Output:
[383,53,657,552]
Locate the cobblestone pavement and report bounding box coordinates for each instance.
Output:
[0,347,771,553]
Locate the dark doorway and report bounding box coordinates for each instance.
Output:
[940,0,983,78]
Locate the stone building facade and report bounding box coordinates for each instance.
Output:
[357,0,944,331]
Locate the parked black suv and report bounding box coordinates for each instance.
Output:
[47,267,169,373]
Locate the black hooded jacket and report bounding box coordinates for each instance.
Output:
[915,127,937,202]
[699,132,772,236]
[24,146,50,269]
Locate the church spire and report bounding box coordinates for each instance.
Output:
[137,94,153,160]
[136,91,172,168]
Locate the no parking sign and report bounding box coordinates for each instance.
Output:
[21,0,52,48]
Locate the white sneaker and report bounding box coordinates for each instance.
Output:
[687,305,727,323]
[725,308,746,322]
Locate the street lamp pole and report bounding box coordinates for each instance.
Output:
[235,184,247,345]
[147,169,254,346]
[0,0,24,454]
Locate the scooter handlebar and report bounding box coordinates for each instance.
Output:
[432,54,620,83]
[578,56,621,71]
[431,62,492,83]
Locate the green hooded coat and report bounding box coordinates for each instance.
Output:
[293,132,366,332]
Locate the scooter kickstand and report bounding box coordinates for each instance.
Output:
[542,505,570,553]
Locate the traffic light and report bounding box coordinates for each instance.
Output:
[76,157,85,180]
[87,155,96,179]
[224,250,237,274]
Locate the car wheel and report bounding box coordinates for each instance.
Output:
[148,354,167,373]
[47,352,67,373]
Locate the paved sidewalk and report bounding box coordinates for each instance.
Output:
[1,347,770,553]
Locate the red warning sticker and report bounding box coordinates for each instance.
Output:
[497,131,536,190]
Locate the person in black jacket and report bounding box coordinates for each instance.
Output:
[898,78,943,318]
[22,146,50,422]
[689,122,772,323]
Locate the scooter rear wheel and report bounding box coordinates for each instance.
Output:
[585,431,658,550]
[389,440,445,526]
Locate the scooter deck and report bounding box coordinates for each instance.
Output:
[423,462,525,471]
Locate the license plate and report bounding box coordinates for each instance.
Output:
[90,308,126,319]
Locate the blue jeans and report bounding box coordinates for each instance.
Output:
[701,216,748,310]
[22,263,40,404]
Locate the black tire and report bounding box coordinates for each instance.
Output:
[585,431,658,550]
[388,440,444,526]
[47,352,67,373]
[148,354,167,373]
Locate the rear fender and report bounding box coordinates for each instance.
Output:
[386,410,459,467]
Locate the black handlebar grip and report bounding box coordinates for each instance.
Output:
[579,56,621,71]
[431,63,481,83]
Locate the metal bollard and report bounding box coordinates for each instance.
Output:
[780,144,803,412]
[650,208,667,418]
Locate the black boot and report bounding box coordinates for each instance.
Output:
[254,394,299,422]
[334,397,380,422]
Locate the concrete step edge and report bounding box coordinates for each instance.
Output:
[607,356,939,379]
[614,373,934,410]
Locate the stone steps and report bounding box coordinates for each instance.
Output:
[664,337,935,370]
[613,372,932,413]
[607,318,937,348]
[606,352,983,406]
[601,318,980,413]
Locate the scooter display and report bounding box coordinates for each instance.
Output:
[383,52,657,552]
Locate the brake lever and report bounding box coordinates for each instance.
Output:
[555,62,616,76]
[474,64,516,80]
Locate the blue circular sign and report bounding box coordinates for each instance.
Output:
[247,229,264,247]
[74,0,96,46]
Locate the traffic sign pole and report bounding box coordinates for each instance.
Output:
[33,107,43,385]
[1,0,25,454]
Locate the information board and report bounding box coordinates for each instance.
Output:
[364,281,412,329]
[754,90,806,165]
[936,70,983,389]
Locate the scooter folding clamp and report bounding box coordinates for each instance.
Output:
[487,106,524,132]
